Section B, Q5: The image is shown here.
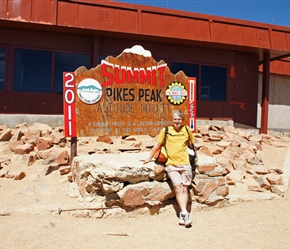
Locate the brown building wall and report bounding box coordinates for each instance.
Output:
[233,52,259,125]
[0,28,259,126]
[98,37,259,125]
[0,28,92,114]
[2,0,289,128]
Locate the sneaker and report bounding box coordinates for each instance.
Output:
[178,212,185,225]
[184,213,192,227]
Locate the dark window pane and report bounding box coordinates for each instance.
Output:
[0,48,5,91]
[171,62,199,78]
[14,49,52,92]
[54,52,90,93]
[98,55,108,64]
[201,65,227,101]
[171,62,199,99]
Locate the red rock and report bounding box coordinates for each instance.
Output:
[96,136,113,144]
[42,150,69,166]
[51,131,67,145]
[0,169,8,177]
[59,165,71,175]
[0,128,13,141]
[216,185,229,197]
[36,137,53,150]
[13,171,26,180]
[146,186,167,201]
[197,180,219,203]
[197,163,216,174]
[14,143,34,155]
[122,189,145,207]
[29,123,52,135]
[9,141,24,152]
[255,176,271,190]
[5,174,14,179]
[24,130,40,141]
[55,151,69,165]
[265,173,283,185]
[199,146,212,156]
[195,179,207,194]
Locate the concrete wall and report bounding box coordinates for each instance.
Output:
[257,73,290,133]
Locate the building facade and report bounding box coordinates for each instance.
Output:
[257,58,290,133]
[0,0,290,131]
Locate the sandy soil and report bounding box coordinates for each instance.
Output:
[1,137,290,249]
[1,192,290,249]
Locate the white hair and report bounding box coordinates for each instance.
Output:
[172,110,184,120]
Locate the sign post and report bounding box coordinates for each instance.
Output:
[63,72,77,162]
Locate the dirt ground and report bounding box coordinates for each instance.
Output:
[1,137,290,249]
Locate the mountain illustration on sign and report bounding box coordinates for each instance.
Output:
[78,85,102,92]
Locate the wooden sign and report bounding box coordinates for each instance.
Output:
[63,45,196,137]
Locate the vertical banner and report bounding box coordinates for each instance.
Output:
[188,77,197,132]
[63,72,76,137]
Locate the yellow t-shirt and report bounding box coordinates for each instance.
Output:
[157,125,195,166]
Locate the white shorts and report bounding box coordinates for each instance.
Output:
[165,164,192,186]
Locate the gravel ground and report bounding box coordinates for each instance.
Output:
[1,194,290,249]
[1,135,290,249]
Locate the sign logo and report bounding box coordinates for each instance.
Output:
[166,81,187,105]
[77,78,102,104]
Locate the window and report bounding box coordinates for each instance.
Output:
[14,49,52,92]
[171,62,199,78]
[201,65,226,101]
[54,52,90,93]
[98,55,108,64]
[171,62,199,99]
[14,48,91,93]
[0,48,6,91]
[171,61,227,101]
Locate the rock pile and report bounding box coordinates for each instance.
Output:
[0,122,289,214]
[193,125,288,203]
[71,124,289,212]
[0,123,70,179]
